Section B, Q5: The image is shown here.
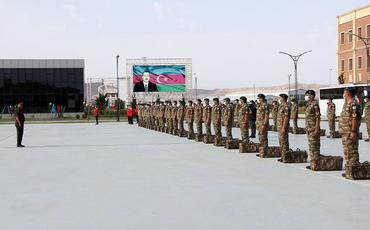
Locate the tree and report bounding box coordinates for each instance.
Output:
[95,94,108,110]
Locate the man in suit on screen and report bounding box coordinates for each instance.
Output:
[134,71,159,92]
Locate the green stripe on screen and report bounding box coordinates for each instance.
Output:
[157,84,186,92]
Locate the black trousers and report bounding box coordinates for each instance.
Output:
[16,124,24,146]
[128,116,133,124]
[249,120,256,137]
[95,116,99,124]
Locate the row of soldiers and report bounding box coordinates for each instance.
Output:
[138,88,370,179]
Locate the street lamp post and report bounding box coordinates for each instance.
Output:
[346,32,370,85]
[279,50,312,102]
[116,55,120,122]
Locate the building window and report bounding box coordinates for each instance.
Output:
[341,60,345,72]
[358,56,362,69]
[349,58,353,70]
[367,25,370,38]
[358,27,362,40]
[368,56,370,68]
[349,30,353,42]
[340,32,345,44]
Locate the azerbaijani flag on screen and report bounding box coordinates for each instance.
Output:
[133,65,186,92]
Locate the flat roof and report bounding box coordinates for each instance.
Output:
[0,59,84,69]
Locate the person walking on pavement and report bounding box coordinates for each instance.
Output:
[15,102,25,147]
[94,106,100,125]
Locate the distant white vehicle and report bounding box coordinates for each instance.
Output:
[319,84,369,117]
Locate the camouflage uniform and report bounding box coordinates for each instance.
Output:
[203,104,212,136]
[272,102,279,131]
[257,101,269,155]
[339,100,361,166]
[177,104,185,133]
[305,100,321,163]
[159,104,166,131]
[186,104,195,135]
[277,102,290,157]
[212,104,222,138]
[327,101,336,135]
[234,103,241,126]
[291,101,298,134]
[194,104,203,135]
[172,105,178,132]
[224,103,234,140]
[364,100,370,140]
[238,104,250,143]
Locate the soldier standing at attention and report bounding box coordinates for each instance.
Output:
[304,90,321,170]
[290,97,298,134]
[271,100,279,131]
[160,101,166,131]
[177,100,185,134]
[172,101,178,134]
[327,98,336,137]
[203,98,212,136]
[15,102,26,147]
[364,95,370,142]
[223,98,234,140]
[277,94,290,161]
[256,94,269,156]
[186,101,195,136]
[212,98,222,138]
[194,99,203,136]
[340,88,361,178]
[238,96,250,144]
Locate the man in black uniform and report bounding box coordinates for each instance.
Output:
[15,102,25,147]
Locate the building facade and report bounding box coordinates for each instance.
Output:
[0,59,84,113]
[337,4,370,84]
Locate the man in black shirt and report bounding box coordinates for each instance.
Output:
[15,102,25,147]
[249,100,257,138]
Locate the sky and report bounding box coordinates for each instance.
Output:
[1,0,369,89]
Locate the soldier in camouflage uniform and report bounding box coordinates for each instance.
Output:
[172,101,178,134]
[234,99,241,127]
[212,98,222,138]
[290,97,298,134]
[203,98,212,136]
[165,101,172,132]
[304,90,321,170]
[277,94,290,160]
[159,101,166,132]
[223,98,234,140]
[340,88,361,175]
[256,94,269,156]
[327,98,336,137]
[364,95,370,142]
[186,100,195,136]
[177,100,185,134]
[238,96,250,144]
[271,100,279,131]
[194,99,203,136]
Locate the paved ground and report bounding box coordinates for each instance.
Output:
[0,121,370,230]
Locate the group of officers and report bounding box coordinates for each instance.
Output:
[137,88,370,179]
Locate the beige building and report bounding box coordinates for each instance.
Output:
[337,4,370,84]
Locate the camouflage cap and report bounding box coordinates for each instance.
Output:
[257,93,265,99]
[305,90,316,96]
[279,94,288,100]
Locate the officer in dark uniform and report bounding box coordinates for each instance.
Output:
[15,102,25,147]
